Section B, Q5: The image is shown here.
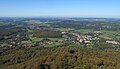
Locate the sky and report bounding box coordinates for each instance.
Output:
[0,0,120,18]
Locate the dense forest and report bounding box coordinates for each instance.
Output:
[33,29,62,38]
[1,46,120,69]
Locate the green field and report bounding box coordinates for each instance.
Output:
[99,30,120,39]
[29,34,64,42]
[76,29,94,33]
[29,34,42,42]
[55,28,75,31]
[43,43,61,48]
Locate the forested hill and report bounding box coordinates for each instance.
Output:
[1,46,120,69]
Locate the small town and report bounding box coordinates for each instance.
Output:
[1,29,120,51]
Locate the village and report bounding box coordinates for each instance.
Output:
[1,29,120,51]
[62,31,120,45]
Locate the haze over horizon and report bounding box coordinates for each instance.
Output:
[0,0,120,18]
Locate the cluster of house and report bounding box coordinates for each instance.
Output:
[62,31,101,44]
[36,40,54,46]
[106,40,120,45]
[2,40,22,49]
[62,31,120,45]
[34,39,64,47]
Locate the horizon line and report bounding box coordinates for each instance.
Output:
[0,16,120,19]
